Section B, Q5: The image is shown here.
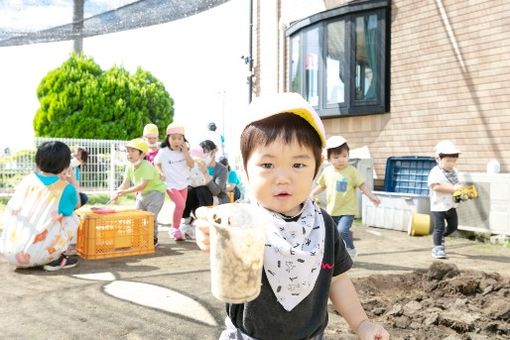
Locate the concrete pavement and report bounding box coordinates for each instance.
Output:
[1,203,509,339]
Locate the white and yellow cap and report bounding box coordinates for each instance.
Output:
[143,123,159,138]
[245,92,326,147]
[126,138,149,154]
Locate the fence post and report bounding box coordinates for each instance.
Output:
[109,143,116,193]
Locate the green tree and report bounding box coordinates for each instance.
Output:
[33,53,173,140]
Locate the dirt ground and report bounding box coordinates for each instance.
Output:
[357,262,509,339]
[325,262,510,340]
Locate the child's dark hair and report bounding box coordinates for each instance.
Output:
[438,153,459,159]
[200,140,217,153]
[327,143,350,159]
[219,156,231,171]
[240,113,322,177]
[36,141,71,174]
[77,147,88,164]
[160,135,189,149]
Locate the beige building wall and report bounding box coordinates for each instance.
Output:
[253,0,510,184]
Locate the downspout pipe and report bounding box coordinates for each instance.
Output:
[248,0,253,103]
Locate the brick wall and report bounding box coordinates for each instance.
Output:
[253,0,510,182]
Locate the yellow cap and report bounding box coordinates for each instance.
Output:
[143,123,159,138]
[245,92,326,147]
[166,122,185,136]
[126,138,149,154]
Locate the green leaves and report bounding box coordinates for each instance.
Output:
[33,53,174,140]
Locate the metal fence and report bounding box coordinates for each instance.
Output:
[0,138,128,196]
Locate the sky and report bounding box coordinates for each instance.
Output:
[0,0,249,158]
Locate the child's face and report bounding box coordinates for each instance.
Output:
[126,147,144,163]
[329,149,349,169]
[438,156,458,171]
[168,134,184,151]
[245,137,316,216]
[144,136,158,147]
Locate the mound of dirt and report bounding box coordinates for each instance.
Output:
[352,262,510,339]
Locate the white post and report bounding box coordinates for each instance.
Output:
[109,143,116,194]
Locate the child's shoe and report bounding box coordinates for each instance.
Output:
[43,254,79,271]
[153,238,159,248]
[170,228,185,241]
[431,245,447,259]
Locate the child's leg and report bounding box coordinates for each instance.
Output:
[336,215,355,249]
[136,192,165,242]
[443,208,458,238]
[431,211,446,247]
[167,188,188,228]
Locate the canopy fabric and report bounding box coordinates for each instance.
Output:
[0,0,230,47]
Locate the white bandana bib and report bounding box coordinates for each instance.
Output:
[262,199,325,311]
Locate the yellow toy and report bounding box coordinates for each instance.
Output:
[452,184,478,203]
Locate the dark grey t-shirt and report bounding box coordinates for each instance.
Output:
[226,209,353,339]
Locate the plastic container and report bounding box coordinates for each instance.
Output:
[76,209,154,259]
[384,156,436,195]
[408,213,431,236]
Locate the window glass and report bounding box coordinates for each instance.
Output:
[290,35,301,93]
[355,14,378,100]
[326,20,345,104]
[304,27,319,106]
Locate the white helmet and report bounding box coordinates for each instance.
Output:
[326,136,348,150]
[434,140,460,156]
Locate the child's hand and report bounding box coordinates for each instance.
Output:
[194,219,211,252]
[357,319,390,340]
[111,191,122,202]
[370,195,381,206]
[181,143,189,153]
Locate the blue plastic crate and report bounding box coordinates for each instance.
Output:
[383,156,436,195]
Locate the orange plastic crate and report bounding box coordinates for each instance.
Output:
[77,209,154,259]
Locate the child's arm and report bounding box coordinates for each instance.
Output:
[359,183,381,206]
[310,185,325,198]
[181,143,194,169]
[430,182,462,194]
[154,163,165,180]
[111,177,132,201]
[329,273,389,339]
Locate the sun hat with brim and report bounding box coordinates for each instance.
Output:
[126,138,149,154]
[166,122,185,136]
[325,136,347,150]
[143,123,159,138]
[245,92,326,147]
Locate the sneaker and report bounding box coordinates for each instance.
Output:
[153,238,159,248]
[43,254,78,272]
[170,228,185,241]
[346,247,357,260]
[432,246,447,259]
[180,223,196,240]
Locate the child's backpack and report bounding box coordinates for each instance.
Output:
[0,174,79,268]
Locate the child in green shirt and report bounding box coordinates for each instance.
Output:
[112,138,166,246]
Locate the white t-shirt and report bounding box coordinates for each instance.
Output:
[428,165,458,212]
[154,147,191,190]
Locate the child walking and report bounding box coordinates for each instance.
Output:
[311,136,380,259]
[112,138,166,246]
[154,123,194,241]
[196,93,389,339]
[0,141,80,271]
[428,140,463,259]
[143,123,160,164]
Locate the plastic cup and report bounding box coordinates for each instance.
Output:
[207,204,266,304]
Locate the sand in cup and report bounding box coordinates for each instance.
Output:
[199,203,266,303]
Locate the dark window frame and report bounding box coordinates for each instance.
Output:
[287,0,390,118]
